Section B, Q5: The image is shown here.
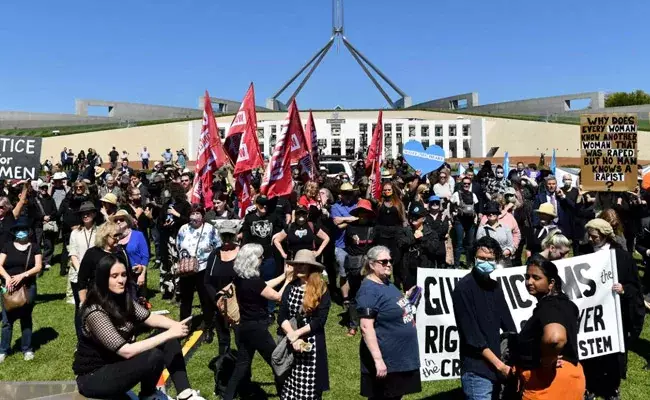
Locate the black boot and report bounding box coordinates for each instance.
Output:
[203,328,214,344]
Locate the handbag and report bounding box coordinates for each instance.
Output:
[272,317,298,378]
[2,245,32,312]
[35,198,58,233]
[216,283,240,326]
[176,224,205,276]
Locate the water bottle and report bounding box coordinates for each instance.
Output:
[0,286,7,295]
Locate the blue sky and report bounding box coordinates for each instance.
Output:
[0,0,648,113]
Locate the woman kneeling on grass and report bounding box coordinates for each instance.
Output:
[73,254,205,400]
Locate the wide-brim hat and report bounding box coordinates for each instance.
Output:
[110,209,133,223]
[340,182,355,192]
[483,201,501,215]
[10,218,30,232]
[350,199,375,217]
[94,166,106,178]
[286,249,325,270]
[380,170,393,179]
[100,193,118,205]
[535,202,557,218]
[53,172,67,180]
[77,201,97,214]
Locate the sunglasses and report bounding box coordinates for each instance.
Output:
[463,183,471,186]
[374,259,392,266]
[181,179,191,183]
[75,185,84,189]
[383,189,392,192]
[114,218,126,223]
[82,212,94,218]
[111,234,122,239]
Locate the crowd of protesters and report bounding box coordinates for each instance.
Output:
[0,145,649,400]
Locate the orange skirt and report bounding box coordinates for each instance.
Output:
[519,362,586,400]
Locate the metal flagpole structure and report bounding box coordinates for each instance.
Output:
[266,0,411,111]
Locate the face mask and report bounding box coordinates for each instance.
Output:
[296,216,307,225]
[15,231,28,240]
[563,181,572,188]
[475,259,496,275]
[382,194,392,200]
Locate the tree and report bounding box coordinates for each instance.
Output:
[605,90,650,108]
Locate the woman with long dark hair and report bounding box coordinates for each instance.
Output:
[158,183,191,300]
[373,182,407,289]
[73,255,205,400]
[515,256,585,399]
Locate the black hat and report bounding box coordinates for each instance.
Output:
[483,201,501,215]
[255,195,269,206]
[408,203,427,219]
[10,218,30,232]
[78,201,97,214]
[404,174,419,183]
[295,205,309,215]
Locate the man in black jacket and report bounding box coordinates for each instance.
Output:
[399,203,440,290]
[36,183,58,271]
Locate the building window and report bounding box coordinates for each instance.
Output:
[384,146,392,159]
[408,125,416,137]
[372,123,377,134]
[435,125,443,137]
[449,125,457,137]
[421,125,429,137]
[462,125,470,136]
[463,140,471,158]
[345,139,355,157]
[422,139,430,149]
[271,125,277,134]
[331,123,341,136]
[269,136,277,148]
[331,138,341,156]
[218,128,226,139]
[449,140,457,158]
[318,139,327,152]
[435,140,443,149]
[359,123,368,133]
[257,128,264,139]
[259,143,265,155]
[360,133,368,149]
[396,124,402,133]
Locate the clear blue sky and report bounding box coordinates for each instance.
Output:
[1,0,648,113]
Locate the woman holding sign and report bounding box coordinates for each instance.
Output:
[581,219,645,400]
[515,256,585,399]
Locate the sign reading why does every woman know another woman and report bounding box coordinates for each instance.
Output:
[415,251,625,381]
[0,136,42,180]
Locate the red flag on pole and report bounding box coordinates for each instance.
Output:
[261,99,302,199]
[224,83,263,171]
[304,110,319,178]
[191,90,229,208]
[366,111,384,200]
[235,174,253,218]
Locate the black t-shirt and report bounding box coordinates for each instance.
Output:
[0,214,16,247]
[109,150,119,162]
[242,212,283,259]
[345,224,374,256]
[286,222,319,256]
[1,242,41,286]
[78,247,130,291]
[234,276,268,322]
[204,248,237,304]
[517,294,580,369]
[273,197,291,224]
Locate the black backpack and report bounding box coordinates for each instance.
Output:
[208,348,239,397]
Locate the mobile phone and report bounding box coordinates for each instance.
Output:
[409,286,423,307]
[180,316,193,326]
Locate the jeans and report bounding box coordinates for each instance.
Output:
[1,283,37,354]
[40,230,56,267]
[461,372,498,400]
[76,339,190,398]
[150,225,161,262]
[453,221,476,268]
[334,247,348,278]
[260,257,277,313]
[60,229,72,276]
[222,321,277,400]
[178,270,214,330]
[142,159,149,170]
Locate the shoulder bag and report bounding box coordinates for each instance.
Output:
[36,198,58,233]
[177,224,205,276]
[3,245,32,312]
[216,282,240,327]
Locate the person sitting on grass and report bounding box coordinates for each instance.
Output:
[73,254,205,400]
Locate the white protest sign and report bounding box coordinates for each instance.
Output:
[416,251,625,381]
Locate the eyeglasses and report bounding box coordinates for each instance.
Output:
[374,259,392,266]
[439,175,447,179]
[74,185,84,189]
[487,212,498,217]
[181,179,190,183]
[111,234,122,239]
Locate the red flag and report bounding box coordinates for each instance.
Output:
[225,83,263,173]
[191,90,229,208]
[366,111,384,200]
[235,174,253,218]
[261,99,302,198]
[304,110,319,178]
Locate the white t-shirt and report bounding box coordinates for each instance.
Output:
[140,151,150,160]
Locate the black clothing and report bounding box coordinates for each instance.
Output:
[399,225,441,290]
[108,150,119,163]
[0,214,16,246]
[178,270,214,329]
[516,294,579,370]
[360,369,421,399]
[1,242,41,286]
[204,248,237,304]
[285,222,319,257]
[157,199,191,236]
[344,224,375,256]
[374,204,405,288]
[234,276,268,323]
[77,247,130,291]
[241,212,283,259]
[452,269,516,382]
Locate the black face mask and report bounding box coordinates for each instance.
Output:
[382,194,392,200]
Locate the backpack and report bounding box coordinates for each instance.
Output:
[208,348,239,397]
[458,194,476,218]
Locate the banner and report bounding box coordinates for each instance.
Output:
[403,140,445,175]
[580,114,638,192]
[416,251,625,381]
[305,110,319,178]
[366,111,383,199]
[260,100,297,198]
[0,137,42,180]
[225,83,263,171]
[235,174,253,219]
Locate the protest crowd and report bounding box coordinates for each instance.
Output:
[0,96,648,400]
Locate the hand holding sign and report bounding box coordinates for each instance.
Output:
[403,141,445,176]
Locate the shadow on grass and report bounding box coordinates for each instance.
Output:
[36,292,66,303]
[11,326,58,353]
[631,337,650,367]
[417,387,464,399]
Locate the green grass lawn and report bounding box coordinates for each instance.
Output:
[2,254,650,399]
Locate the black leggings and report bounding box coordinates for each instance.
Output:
[76,339,190,399]
[178,270,214,329]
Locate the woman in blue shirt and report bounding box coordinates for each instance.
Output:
[113,209,149,298]
[356,245,421,399]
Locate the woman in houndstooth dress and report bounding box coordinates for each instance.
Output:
[279,250,332,400]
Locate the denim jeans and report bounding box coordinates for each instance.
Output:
[461,372,498,400]
[1,283,37,354]
[260,257,276,313]
[334,247,348,278]
[453,220,476,268]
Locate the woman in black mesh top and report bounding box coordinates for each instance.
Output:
[73,254,205,400]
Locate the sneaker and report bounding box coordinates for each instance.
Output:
[66,298,76,305]
[24,351,34,361]
[0,353,6,363]
[644,294,650,310]
[140,389,170,400]
[44,264,51,270]
[177,389,205,400]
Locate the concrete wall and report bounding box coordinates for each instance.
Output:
[75,99,202,120]
[411,92,479,110]
[0,111,116,129]
[466,92,604,116]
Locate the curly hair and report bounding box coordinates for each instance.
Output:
[233,244,263,279]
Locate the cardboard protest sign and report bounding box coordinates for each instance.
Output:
[580,114,637,192]
[0,137,42,180]
[416,251,625,381]
[403,140,445,175]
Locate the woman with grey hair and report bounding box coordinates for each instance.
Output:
[222,243,293,400]
[355,245,421,399]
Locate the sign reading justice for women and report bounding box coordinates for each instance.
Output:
[0,136,43,180]
[580,113,637,192]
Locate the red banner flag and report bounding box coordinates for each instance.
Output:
[191,90,229,208]
[366,111,384,200]
[261,99,302,198]
[286,103,309,164]
[304,110,319,178]
[224,83,263,173]
[235,174,253,218]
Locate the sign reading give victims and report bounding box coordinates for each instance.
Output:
[415,251,625,381]
[0,136,42,180]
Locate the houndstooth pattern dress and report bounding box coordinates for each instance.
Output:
[282,285,319,400]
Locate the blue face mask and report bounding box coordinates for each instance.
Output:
[14,231,28,240]
[475,259,496,275]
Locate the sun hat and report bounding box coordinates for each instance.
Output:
[504,187,517,196]
[380,170,393,179]
[286,249,325,270]
[340,182,355,192]
[100,193,118,206]
[77,201,97,214]
[94,166,106,178]
[53,172,67,180]
[110,209,133,224]
[350,199,375,218]
[534,202,557,218]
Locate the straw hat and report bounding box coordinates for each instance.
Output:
[286,249,325,270]
[100,193,118,206]
[534,202,557,218]
[339,182,355,192]
[94,166,106,178]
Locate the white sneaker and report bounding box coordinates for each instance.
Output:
[44,264,51,270]
[0,354,6,363]
[177,389,205,400]
[66,298,76,305]
[140,389,170,400]
[24,351,34,361]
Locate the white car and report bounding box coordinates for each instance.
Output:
[320,160,353,178]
